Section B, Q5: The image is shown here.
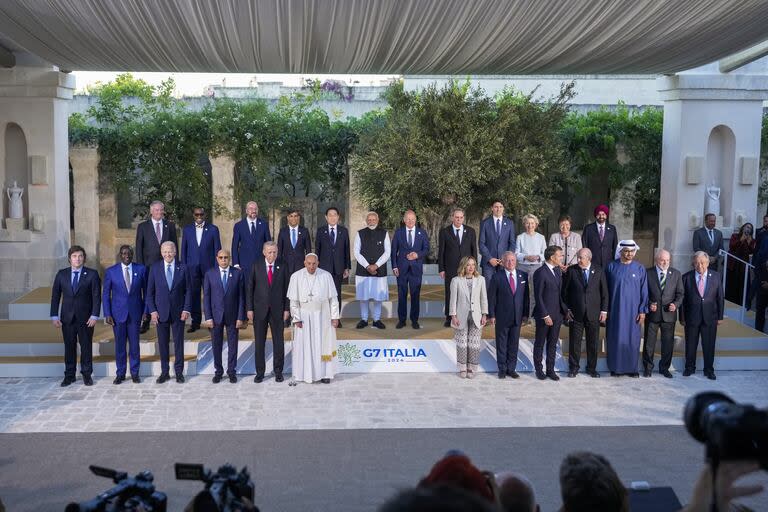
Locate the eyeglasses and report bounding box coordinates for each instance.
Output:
[217,256,230,260]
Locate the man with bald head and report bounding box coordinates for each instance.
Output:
[231,201,271,280]
[643,249,684,378]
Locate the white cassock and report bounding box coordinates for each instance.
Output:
[287,267,340,383]
[354,231,391,301]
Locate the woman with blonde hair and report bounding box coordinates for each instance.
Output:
[516,213,547,310]
[449,256,488,378]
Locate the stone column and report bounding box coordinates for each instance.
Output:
[210,154,237,253]
[347,170,369,279]
[657,74,768,266]
[69,146,100,265]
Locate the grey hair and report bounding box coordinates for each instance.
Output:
[160,241,176,252]
[501,251,517,260]
[149,200,165,209]
[263,241,277,250]
[577,248,592,260]
[693,250,709,261]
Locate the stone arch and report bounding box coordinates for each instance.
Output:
[704,124,736,228]
[4,122,29,220]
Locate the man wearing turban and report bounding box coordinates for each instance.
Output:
[581,205,618,269]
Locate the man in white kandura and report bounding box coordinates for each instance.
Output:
[354,211,391,329]
[287,253,340,385]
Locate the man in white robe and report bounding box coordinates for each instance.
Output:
[287,253,340,384]
[354,211,391,329]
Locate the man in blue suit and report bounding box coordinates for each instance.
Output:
[181,206,221,333]
[533,246,568,381]
[277,208,312,277]
[204,249,246,383]
[50,245,101,387]
[479,200,516,287]
[147,241,192,383]
[232,201,271,280]
[315,207,351,327]
[488,252,529,379]
[102,245,148,384]
[391,210,430,329]
[680,251,724,380]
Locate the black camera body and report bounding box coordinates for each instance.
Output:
[176,463,256,512]
[65,465,167,512]
[684,391,768,469]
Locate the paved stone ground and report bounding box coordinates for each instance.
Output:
[1,370,766,433]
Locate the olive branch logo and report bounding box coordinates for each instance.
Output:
[337,343,361,367]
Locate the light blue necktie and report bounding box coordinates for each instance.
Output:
[222,269,228,289]
[291,228,297,248]
[166,264,173,290]
[583,268,589,284]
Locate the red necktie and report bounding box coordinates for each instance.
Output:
[268,264,273,286]
[509,272,516,294]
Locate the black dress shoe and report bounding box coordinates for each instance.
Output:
[113,376,125,385]
[587,370,601,378]
[629,372,640,378]
[547,372,560,381]
[372,320,386,329]
[567,370,577,378]
[83,376,94,386]
[156,374,170,384]
[61,377,75,387]
[660,370,673,379]
[396,320,406,329]
[498,371,506,379]
[643,369,652,378]
[176,374,185,383]
[186,325,199,333]
[254,375,264,383]
[683,369,693,377]
[536,372,546,380]
[356,320,368,329]
[131,375,141,383]
[140,321,150,334]
[321,378,331,384]
[412,321,421,329]
[443,319,451,328]
[275,374,284,382]
[610,372,618,377]
[707,372,716,380]
[212,375,222,383]
[507,371,520,379]
[229,375,238,383]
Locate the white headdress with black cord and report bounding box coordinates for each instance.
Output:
[615,239,640,260]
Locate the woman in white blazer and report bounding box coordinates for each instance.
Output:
[449,256,488,378]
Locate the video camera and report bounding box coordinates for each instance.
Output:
[684,391,768,469]
[64,465,167,512]
[175,463,257,512]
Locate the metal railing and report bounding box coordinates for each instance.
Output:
[719,249,754,324]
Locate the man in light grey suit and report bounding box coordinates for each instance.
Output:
[692,213,723,272]
[643,249,684,378]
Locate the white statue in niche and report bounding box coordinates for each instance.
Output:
[704,183,720,217]
[7,180,23,219]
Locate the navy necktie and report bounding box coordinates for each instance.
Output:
[72,270,80,291]
[222,270,228,289]
[408,229,413,248]
[330,227,336,245]
[496,219,500,237]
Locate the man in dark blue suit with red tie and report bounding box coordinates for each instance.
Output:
[488,252,529,379]
[231,201,271,280]
[316,207,351,327]
[181,206,221,332]
[479,200,516,288]
[204,249,246,383]
[147,241,192,383]
[50,245,101,387]
[103,245,148,384]
[391,210,430,329]
[533,245,568,381]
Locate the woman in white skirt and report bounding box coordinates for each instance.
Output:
[449,256,488,378]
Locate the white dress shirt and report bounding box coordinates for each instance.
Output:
[195,222,205,245]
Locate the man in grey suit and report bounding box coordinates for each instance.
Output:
[643,249,684,378]
[692,213,723,272]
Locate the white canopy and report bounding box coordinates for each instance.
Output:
[0,0,767,74]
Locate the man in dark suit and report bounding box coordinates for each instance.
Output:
[438,208,478,327]
[315,206,350,327]
[204,249,246,383]
[391,210,430,329]
[247,241,290,383]
[277,208,312,277]
[147,241,192,383]
[643,249,684,378]
[533,246,568,380]
[754,214,768,249]
[488,252,529,379]
[479,200,516,287]
[50,245,101,387]
[135,200,178,333]
[232,201,271,280]
[103,245,148,384]
[581,204,618,269]
[692,213,724,273]
[563,248,608,378]
[680,251,724,380]
[181,207,221,333]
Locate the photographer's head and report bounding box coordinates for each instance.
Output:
[559,452,628,512]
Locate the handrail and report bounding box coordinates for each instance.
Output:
[718,249,754,325]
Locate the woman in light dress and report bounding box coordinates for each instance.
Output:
[548,215,582,271]
[449,256,488,379]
